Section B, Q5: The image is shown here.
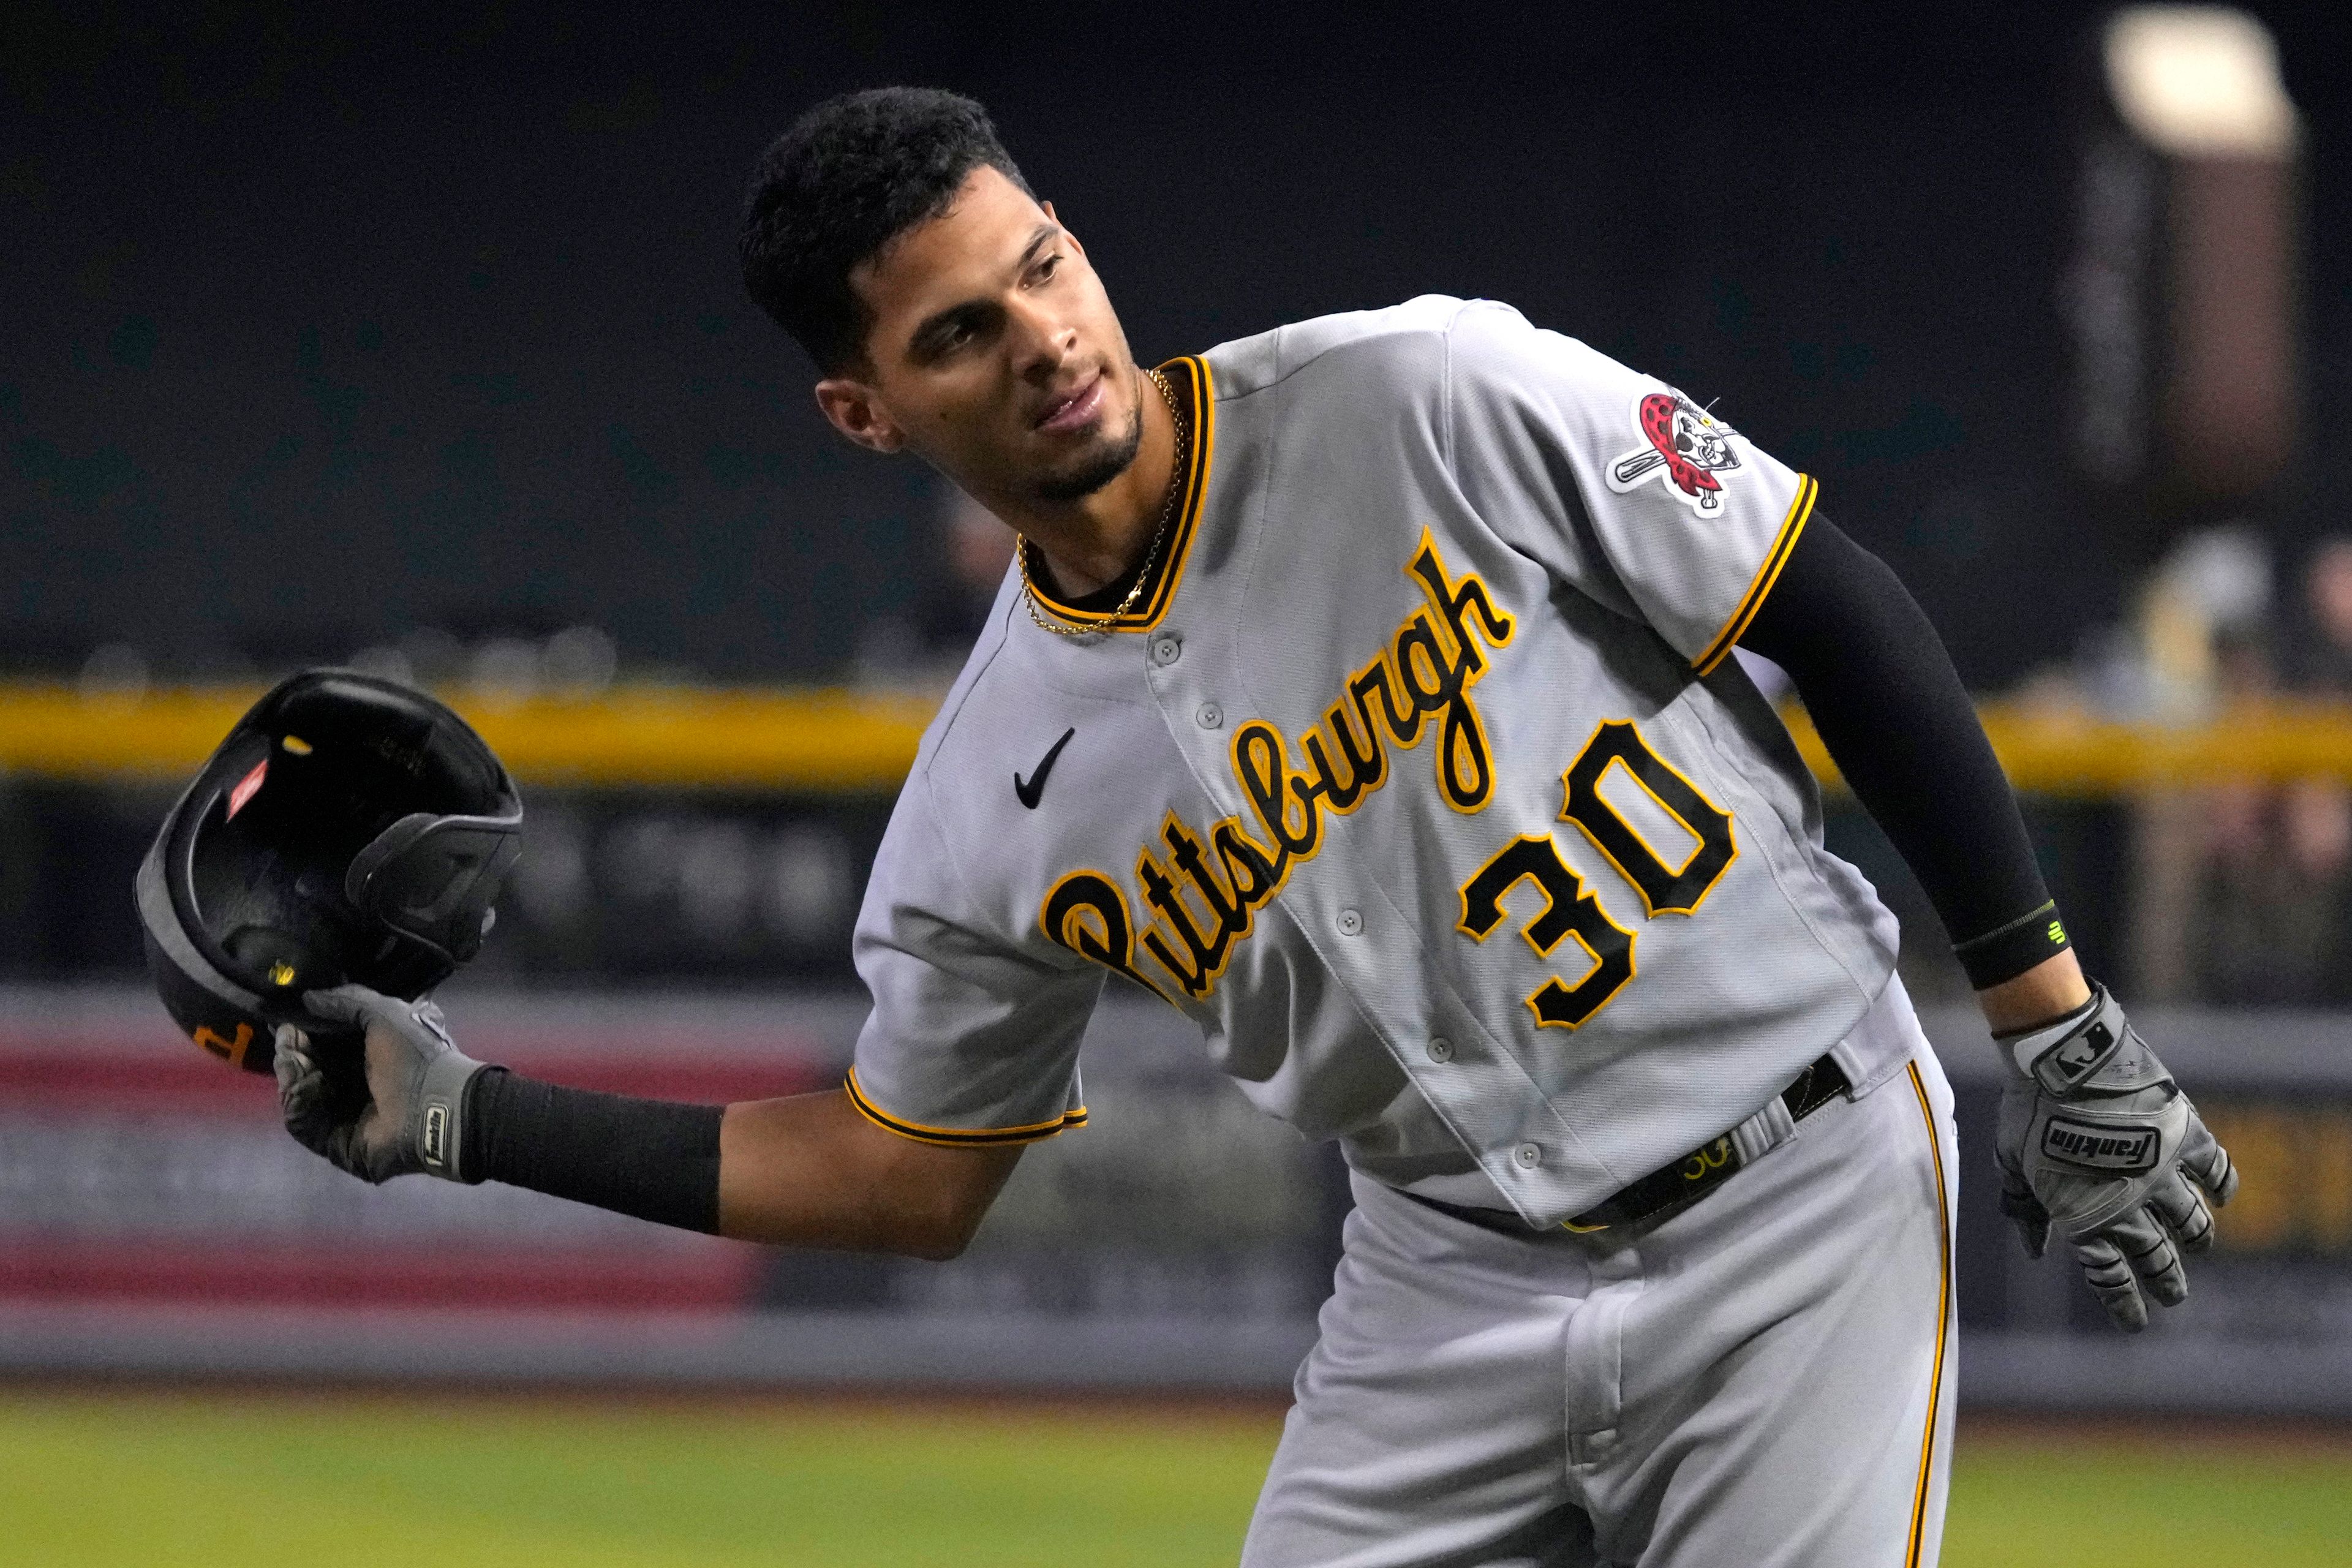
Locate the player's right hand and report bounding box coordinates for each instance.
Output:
[1991,982,2238,1332]
[275,984,488,1186]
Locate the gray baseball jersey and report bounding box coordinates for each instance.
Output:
[846,295,1908,1227]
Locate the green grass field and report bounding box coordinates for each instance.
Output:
[1,1391,2346,1566]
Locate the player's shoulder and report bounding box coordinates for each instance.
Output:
[1437,299,1644,402]
[1202,295,1630,409]
[1200,294,1476,401]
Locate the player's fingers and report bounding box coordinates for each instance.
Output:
[318,1111,385,1185]
[271,1024,307,1092]
[277,1025,386,1181]
[301,987,364,1025]
[276,1028,342,1160]
[2148,1169,2217,1254]
[2070,1235,2149,1332]
[318,1117,358,1176]
[2105,1207,2187,1309]
[301,984,399,1035]
[277,1066,323,1131]
[2178,1113,2240,1207]
[1999,1174,2051,1259]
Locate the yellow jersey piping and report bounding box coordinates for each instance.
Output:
[1691,473,1817,677]
[1904,1060,1953,1568]
[1021,356,1215,634]
[843,1067,1088,1148]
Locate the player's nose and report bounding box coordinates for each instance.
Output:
[1005,292,1080,380]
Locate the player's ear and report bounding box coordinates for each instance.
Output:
[815,377,905,455]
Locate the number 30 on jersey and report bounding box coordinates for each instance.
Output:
[1457,720,1737,1029]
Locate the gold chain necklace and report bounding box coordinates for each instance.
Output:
[1019,367,1189,637]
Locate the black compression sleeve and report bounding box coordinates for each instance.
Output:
[463,1069,725,1234]
[1738,514,2068,988]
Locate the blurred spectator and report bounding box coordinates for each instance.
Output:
[2125,527,2267,1001]
[2192,539,2352,1003]
[855,484,1017,694]
[2294,537,2352,695]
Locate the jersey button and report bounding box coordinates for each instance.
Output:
[1150,634,1182,667]
[1426,1037,1454,1063]
[1196,702,1223,729]
[1513,1142,1542,1169]
[1336,908,1363,937]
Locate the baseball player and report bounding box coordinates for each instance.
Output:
[276,89,2239,1566]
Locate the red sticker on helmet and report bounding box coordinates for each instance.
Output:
[226,759,267,820]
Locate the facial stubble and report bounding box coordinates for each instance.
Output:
[1030,380,1146,504]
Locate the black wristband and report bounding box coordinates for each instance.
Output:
[464,1068,725,1234]
[1951,900,2073,990]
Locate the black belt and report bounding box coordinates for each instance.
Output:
[1560,1052,1853,1234]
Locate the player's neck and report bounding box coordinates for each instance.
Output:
[998,369,1179,600]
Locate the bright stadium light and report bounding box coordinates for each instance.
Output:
[2103,6,2299,158]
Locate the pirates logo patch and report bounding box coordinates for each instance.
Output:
[1607,391,1742,516]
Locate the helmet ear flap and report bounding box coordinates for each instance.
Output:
[346,812,524,964]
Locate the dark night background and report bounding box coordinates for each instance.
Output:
[6,1,2348,687]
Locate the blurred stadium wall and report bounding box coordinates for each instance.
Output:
[7,687,2352,1415]
[6,4,2352,1417]
[5,982,2351,1412]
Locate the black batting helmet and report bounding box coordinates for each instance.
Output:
[136,669,523,1073]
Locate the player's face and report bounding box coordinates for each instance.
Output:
[817,165,1147,507]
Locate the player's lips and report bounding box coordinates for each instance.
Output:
[1033,374,1105,435]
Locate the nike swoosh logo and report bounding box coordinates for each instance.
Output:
[1014,728,1077,810]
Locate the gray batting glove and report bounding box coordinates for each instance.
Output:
[1992,982,2238,1332]
[274,984,489,1185]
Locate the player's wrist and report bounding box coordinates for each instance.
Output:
[415,1046,491,1183]
[1989,978,2174,1102]
[1953,899,2074,993]
[465,1069,726,1234]
[1973,940,2089,1032]
[1989,980,2116,1090]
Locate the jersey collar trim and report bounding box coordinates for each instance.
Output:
[1019,355,1214,635]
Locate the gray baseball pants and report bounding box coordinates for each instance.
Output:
[1242,1027,1958,1567]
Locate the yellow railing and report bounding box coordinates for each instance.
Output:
[1783,698,2352,798]
[10,680,2352,796]
[0,683,934,792]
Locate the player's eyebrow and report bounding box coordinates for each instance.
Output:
[907,301,988,360]
[1014,222,1059,268]
[905,224,1062,360]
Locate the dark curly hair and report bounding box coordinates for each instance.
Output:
[739,88,1033,374]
